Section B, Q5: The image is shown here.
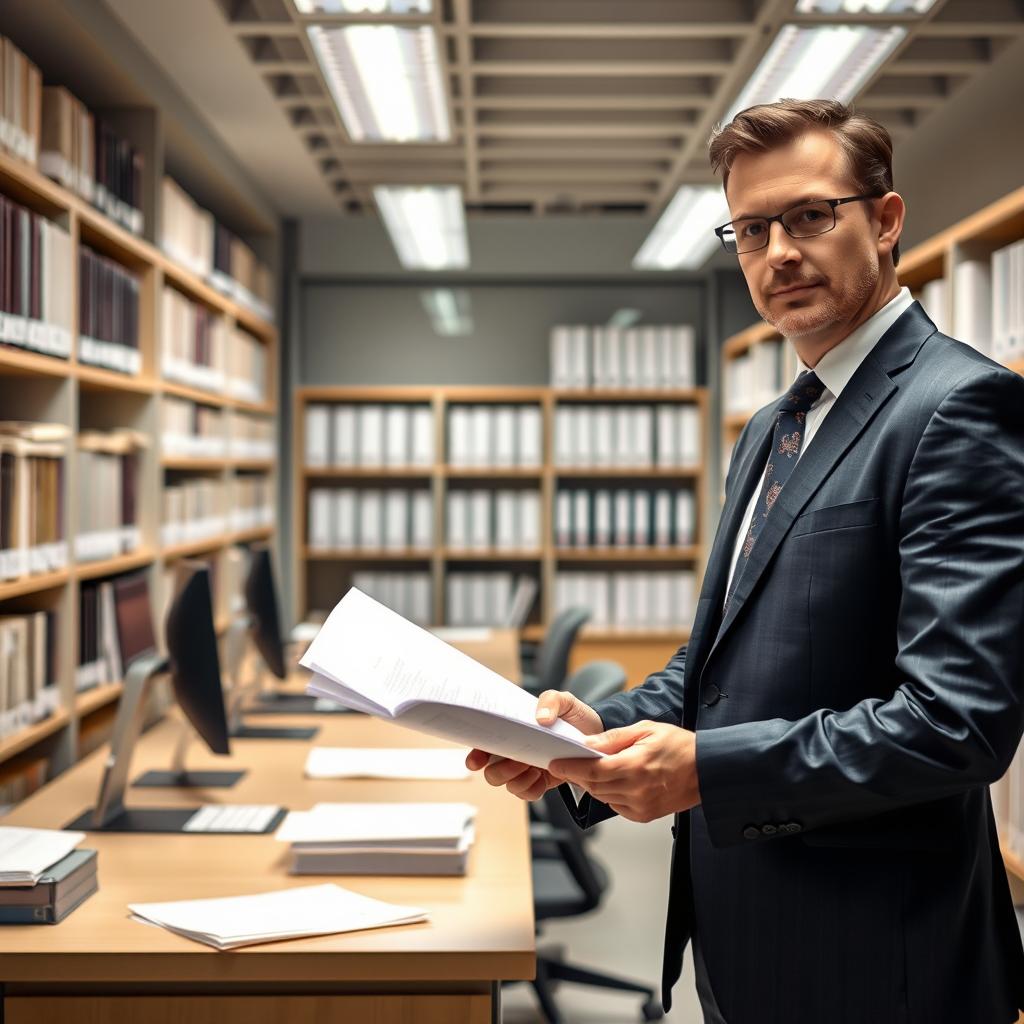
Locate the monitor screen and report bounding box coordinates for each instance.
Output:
[165,561,231,756]
[112,573,157,668]
[244,546,287,680]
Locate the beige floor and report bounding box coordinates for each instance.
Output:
[501,812,1024,1024]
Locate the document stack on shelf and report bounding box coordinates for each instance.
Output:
[301,587,602,769]
[0,826,97,924]
[276,803,476,877]
[128,883,427,950]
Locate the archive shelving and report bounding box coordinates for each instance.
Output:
[717,183,1024,885]
[295,385,708,686]
[0,140,278,802]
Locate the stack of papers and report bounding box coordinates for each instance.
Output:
[128,883,427,950]
[276,803,477,877]
[0,827,85,886]
[300,588,603,770]
[304,747,471,781]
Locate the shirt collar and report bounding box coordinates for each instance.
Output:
[793,286,914,400]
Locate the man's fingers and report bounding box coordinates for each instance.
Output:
[548,754,629,786]
[483,757,532,788]
[536,689,590,728]
[506,767,543,799]
[586,724,645,756]
[465,749,493,771]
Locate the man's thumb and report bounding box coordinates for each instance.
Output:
[536,689,587,728]
[586,725,639,755]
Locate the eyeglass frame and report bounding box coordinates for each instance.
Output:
[714,193,885,255]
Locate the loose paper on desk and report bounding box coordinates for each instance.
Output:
[0,827,85,886]
[300,588,602,770]
[128,883,427,950]
[305,747,472,780]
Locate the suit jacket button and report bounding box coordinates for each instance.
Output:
[702,683,721,707]
[761,824,777,836]
[743,825,760,840]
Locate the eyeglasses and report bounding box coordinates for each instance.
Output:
[714,194,884,255]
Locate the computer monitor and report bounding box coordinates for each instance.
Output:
[112,572,157,668]
[66,562,285,833]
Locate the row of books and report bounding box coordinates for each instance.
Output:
[42,88,144,235]
[0,610,59,740]
[448,405,543,469]
[75,572,153,693]
[160,285,267,401]
[230,475,274,533]
[228,414,275,461]
[305,404,435,470]
[992,743,1023,860]
[75,430,146,563]
[308,488,434,552]
[0,38,41,166]
[0,422,67,581]
[446,490,542,553]
[551,324,697,390]
[160,478,225,548]
[161,397,225,459]
[0,192,74,359]
[349,571,432,626]
[446,572,534,628]
[554,487,696,550]
[725,339,788,415]
[553,404,701,469]
[555,570,696,632]
[160,178,274,321]
[78,245,141,375]
[990,242,1024,362]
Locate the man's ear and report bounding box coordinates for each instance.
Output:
[876,191,905,261]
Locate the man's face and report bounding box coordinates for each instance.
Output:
[725,130,884,340]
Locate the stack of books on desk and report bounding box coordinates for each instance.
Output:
[276,803,477,877]
[0,826,97,924]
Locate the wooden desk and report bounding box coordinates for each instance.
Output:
[0,632,531,1024]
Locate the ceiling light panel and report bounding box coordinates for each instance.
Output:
[375,186,469,269]
[632,186,727,271]
[308,23,449,142]
[795,0,937,12]
[295,1,432,13]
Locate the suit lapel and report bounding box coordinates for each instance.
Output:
[703,301,937,664]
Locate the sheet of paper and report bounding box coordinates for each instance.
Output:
[128,883,428,950]
[0,827,85,886]
[275,803,476,846]
[304,747,471,781]
[300,588,602,768]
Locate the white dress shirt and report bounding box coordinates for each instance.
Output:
[722,287,915,609]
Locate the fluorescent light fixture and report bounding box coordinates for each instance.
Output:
[607,308,642,328]
[795,0,937,12]
[375,186,469,269]
[307,23,449,142]
[295,1,432,13]
[421,289,473,336]
[632,186,727,271]
[722,23,906,124]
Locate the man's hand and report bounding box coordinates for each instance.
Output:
[546,721,700,822]
[465,689,604,801]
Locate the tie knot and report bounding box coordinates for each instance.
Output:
[782,371,825,413]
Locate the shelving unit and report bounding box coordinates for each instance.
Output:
[718,184,1024,886]
[0,139,278,799]
[295,385,707,686]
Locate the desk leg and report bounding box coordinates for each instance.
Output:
[491,981,502,1024]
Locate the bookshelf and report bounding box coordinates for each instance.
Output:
[0,132,278,805]
[295,385,708,685]
[718,183,1024,886]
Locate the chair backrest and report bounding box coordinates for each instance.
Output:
[534,606,591,692]
[538,787,605,912]
[566,659,627,706]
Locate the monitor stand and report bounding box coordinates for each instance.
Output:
[65,654,280,834]
[248,692,353,715]
[132,718,245,788]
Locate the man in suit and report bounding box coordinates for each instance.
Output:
[467,98,1024,1023]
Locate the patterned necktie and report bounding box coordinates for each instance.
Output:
[725,370,826,610]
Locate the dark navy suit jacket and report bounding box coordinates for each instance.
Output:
[566,302,1024,1024]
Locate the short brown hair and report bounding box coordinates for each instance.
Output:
[708,98,900,267]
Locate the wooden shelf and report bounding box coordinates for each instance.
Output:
[303,466,434,479]
[0,345,71,379]
[0,569,71,602]
[445,467,543,480]
[161,456,229,471]
[76,364,156,396]
[75,682,123,718]
[724,412,753,431]
[444,550,543,561]
[0,147,71,218]
[1007,358,1024,376]
[0,708,70,767]
[552,388,704,402]
[305,548,434,561]
[555,466,701,478]
[159,378,234,408]
[231,458,275,472]
[232,526,274,544]
[232,396,276,415]
[722,322,781,360]
[522,625,690,643]
[75,548,156,581]
[555,547,700,561]
[161,535,233,560]
[1001,842,1024,882]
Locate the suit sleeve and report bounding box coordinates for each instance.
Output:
[695,368,1024,848]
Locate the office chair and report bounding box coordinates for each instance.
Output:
[526,786,663,1023]
[521,606,591,697]
[566,659,627,706]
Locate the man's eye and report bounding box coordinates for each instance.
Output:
[739,222,763,239]
[799,208,825,222]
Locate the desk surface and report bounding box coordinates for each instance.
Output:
[0,630,534,985]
